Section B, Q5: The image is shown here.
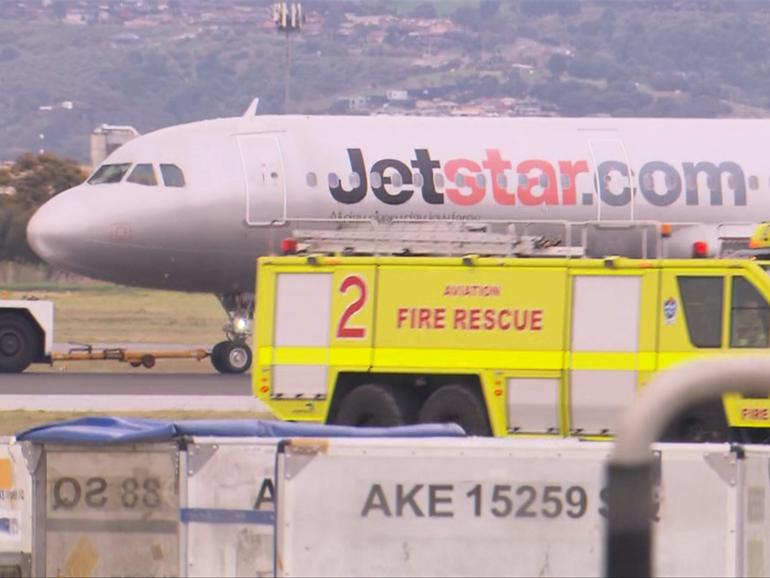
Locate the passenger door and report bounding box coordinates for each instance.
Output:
[237,134,287,225]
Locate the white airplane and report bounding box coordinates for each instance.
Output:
[26,111,769,372]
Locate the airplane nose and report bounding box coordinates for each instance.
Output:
[26,190,87,266]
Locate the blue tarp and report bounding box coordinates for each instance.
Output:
[16,416,465,444]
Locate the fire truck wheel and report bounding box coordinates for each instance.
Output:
[0,314,38,373]
[673,416,728,443]
[661,400,728,442]
[333,384,415,427]
[419,384,492,436]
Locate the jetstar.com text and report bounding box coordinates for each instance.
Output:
[328,148,748,208]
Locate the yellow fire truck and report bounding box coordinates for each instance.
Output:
[252,222,770,442]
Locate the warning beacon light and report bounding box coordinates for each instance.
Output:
[692,241,709,258]
[282,238,299,255]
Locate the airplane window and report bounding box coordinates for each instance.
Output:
[455,173,465,187]
[391,172,403,188]
[160,164,186,187]
[127,163,158,186]
[88,163,132,185]
[328,173,340,188]
[413,173,424,188]
[306,172,317,187]
[370,172,382,189]
[728,175,737,189]
[560,174,571,189]
[475,174,486,188]
[350,173,361,188]
[518,174,528,187]
[750,176,759,190]
[497,173,508,189]
[434,173,444,188]
[539,174,549,187]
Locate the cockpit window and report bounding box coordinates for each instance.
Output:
[126,163,158,186]
[160,164,186,187]
[88,163,131,184]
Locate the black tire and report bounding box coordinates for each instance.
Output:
[661,401,729,443]
[734,428,770,445]
[418,384,492,436]
[210,341,228,373]
[671,417,728,443]
[0,314,38,373]
[332,384,417,427]
[214,341,252,374]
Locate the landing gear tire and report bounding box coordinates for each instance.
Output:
[418,384,492,436]
[332,384,417,427]
[211,341,252,374]
[210,342,226,372]
[0,314,38,373]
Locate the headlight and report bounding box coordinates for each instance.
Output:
[234,317,250,333]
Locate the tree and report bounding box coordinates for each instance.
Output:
[547,53,569,78]
[411,3,437,19]
[451,6,481,31]
[52,1,67,21]
[0,46,19,62]
[0,153,86,263]
[480,0,501,21]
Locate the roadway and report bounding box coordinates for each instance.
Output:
[0,373,269,412]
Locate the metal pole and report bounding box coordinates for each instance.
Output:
[284,29,291,113]
[606,356,770,577]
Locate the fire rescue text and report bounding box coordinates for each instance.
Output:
[396,307,544,331]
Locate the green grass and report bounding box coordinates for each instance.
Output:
[3,283,116,292]
[25,287,224,344]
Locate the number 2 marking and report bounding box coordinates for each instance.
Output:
[337,275,367,339]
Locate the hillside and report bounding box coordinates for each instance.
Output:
[2,0,770,163]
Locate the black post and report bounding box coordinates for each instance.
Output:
[605,460,654,578]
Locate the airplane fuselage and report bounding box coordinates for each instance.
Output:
[26,115,770,293]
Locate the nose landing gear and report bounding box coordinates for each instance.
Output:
[211,340,253,374]
[211,292,254,374]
